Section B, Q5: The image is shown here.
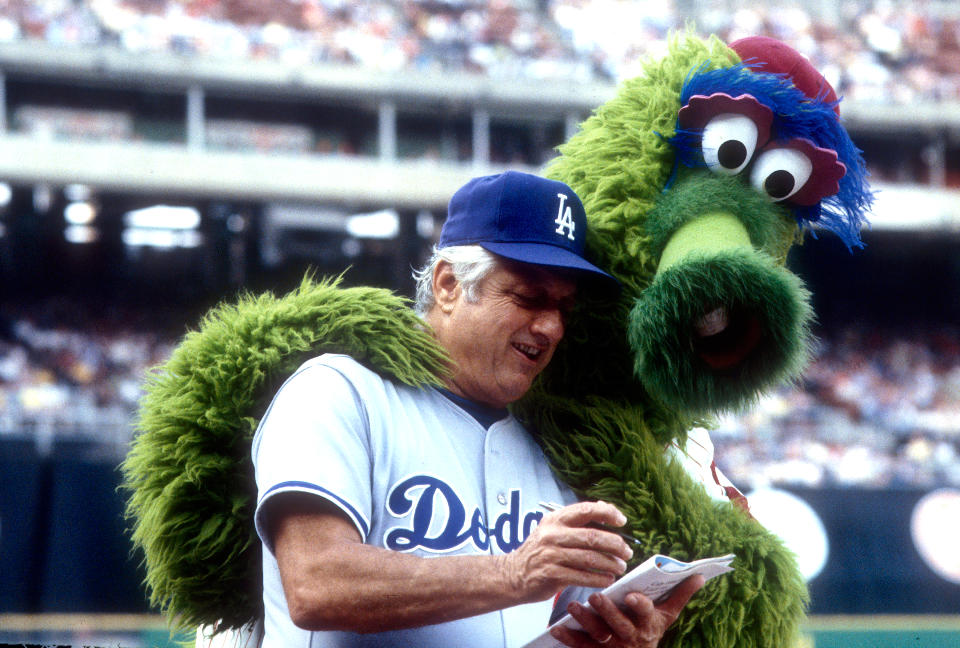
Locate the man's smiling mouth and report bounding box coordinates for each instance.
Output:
[513,342,542,361]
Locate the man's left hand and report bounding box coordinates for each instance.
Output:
[549,574,705,648]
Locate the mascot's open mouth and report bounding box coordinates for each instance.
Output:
[694,306,763,370]
[628,248,812,414]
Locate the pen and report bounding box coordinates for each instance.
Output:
[539,501,643,547]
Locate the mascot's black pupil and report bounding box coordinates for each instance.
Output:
[718,140,748,169]
[764,170,795,199]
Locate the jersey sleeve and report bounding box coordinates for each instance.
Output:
[252,357,374,552]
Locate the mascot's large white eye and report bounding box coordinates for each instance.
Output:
[749,147,814,202]
[701,113,760,175]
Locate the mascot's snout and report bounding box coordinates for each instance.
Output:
[629,182,813,415]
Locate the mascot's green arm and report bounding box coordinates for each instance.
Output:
[121,275,448,630]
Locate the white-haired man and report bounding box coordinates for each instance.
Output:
[252,171,703,648]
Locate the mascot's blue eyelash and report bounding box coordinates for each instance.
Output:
[659,126,705,192]
[663,61,874,251]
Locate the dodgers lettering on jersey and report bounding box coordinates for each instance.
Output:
[385,475,543,554]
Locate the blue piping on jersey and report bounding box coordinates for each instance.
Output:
[263,480,370,538]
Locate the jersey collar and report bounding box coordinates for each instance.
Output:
[437,388,510,429]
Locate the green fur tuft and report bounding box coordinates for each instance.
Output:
[121,275,447,630]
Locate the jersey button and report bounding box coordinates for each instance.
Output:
[497,492,507,505]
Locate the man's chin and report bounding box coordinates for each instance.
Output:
[495,375,538,407]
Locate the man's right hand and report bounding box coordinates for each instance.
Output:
[499,500,635,602]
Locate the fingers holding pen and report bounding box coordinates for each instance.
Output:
[540,501,635,562]
[504,501,637,600]
[525,514,631,580]
[544,500,627,530]
[535,501,635,584]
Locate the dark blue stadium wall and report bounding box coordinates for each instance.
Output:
[786,486,960,614]
[0,437,149,613]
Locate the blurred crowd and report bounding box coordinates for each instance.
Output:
[712,325,960,489]
[0,299,176,452]
[1,296,958,488]
[0,0,958,103]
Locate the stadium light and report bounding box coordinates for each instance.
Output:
[64,197,99,243]
[122,227,203,249]
[122,204,204,249]
[346,208,399,239]
[64,201,97,226]
[124,205,202,230]
[0,182,12,209]
[911,488,960,584]
[64,224,100,244]
[746,487,830,582]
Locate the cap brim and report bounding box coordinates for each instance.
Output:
[480,241,620,293]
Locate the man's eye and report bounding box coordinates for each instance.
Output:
[512,292,541,307]
[512,292,574,318]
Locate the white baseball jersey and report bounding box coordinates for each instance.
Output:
[252,354,578,648]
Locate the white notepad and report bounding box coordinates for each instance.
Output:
[523,553,735,648]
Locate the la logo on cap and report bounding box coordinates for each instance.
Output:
[554,193,576,241]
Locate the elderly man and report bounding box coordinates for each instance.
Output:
[252,171,703,648]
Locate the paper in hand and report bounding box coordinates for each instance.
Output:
[522,553,735,648]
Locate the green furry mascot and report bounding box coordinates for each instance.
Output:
[122,33,871,647]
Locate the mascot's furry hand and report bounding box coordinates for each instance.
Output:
[122,33,871,648]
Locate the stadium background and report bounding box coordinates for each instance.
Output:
[0,0,959,645]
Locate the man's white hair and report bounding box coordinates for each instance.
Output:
[412,245,499,316]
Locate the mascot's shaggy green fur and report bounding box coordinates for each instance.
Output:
[122,33,871,647]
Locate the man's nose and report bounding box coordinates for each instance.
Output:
[531,307,565,341]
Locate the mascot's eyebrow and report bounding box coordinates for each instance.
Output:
[677,92,773,138]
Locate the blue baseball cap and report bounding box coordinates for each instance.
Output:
[439,171,618,290]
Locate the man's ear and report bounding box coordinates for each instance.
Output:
[432,261,461,314]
